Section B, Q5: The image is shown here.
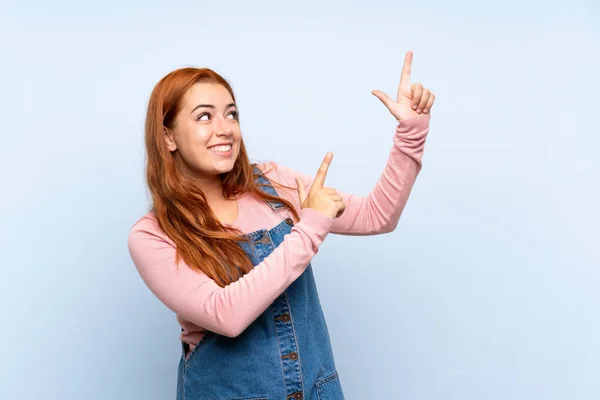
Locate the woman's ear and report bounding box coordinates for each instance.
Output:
[164,128,177,152]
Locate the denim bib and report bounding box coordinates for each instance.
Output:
[176,167,345,400]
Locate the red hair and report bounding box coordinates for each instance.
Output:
[145,67,299,287]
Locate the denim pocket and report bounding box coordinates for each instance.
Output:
[183,331,215,367]
[316,370,344,400]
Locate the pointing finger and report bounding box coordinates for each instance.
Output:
[311,152,333,194]
[398,50,413,96]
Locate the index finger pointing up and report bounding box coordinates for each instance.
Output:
[398,50,413,95]
[311,152,333,193]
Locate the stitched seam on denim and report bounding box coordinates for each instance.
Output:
[182,359,187,400]
[284,291,305,397]
[317,370,339,387]
[316,371,339,399]
[271,303,288,397]
[183,331,211,368]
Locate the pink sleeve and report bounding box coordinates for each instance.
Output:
[127,208,333,338]
[270,114,430,235]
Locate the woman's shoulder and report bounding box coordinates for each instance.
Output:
[130,210,158,231]
[254,160,278,175]
[254,161,311,186]
[128,211,174,247]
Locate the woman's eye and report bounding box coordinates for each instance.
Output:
[227,111,239,120]
[197,113,210,121]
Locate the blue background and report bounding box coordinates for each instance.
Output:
[1,1,599,398]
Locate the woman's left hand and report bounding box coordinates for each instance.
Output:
[372,51,435,121]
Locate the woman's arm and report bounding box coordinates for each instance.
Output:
[269,114,429,236]
[269,51,434,235]
[331,114,430,235]
[127,208,332,338]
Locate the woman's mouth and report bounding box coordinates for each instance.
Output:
[208,144,233,157]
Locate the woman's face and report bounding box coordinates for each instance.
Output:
[165,82,242,180]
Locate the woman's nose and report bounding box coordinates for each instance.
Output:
[214,118,233,137]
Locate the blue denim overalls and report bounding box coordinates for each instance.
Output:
[176,167,345,400]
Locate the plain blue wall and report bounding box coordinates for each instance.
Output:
[1,1,599,399]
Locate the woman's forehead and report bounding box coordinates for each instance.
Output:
[184,83,233,107]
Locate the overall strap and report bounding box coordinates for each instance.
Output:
[252,165,285,210]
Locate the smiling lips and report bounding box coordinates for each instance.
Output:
[208,144,233,156]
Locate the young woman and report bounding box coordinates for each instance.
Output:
[128,51,434,400]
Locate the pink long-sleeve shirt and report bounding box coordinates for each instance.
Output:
[128,114,430,349]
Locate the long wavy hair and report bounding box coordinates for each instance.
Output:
[145,67,299,287]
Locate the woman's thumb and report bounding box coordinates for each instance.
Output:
[371,89,394,109]
[296,177,307,204]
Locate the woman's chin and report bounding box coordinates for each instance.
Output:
[213,161,236,174]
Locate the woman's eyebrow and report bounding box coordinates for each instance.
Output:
[190,103,236,114]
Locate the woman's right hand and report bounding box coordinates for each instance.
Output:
[296,152,346,220]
